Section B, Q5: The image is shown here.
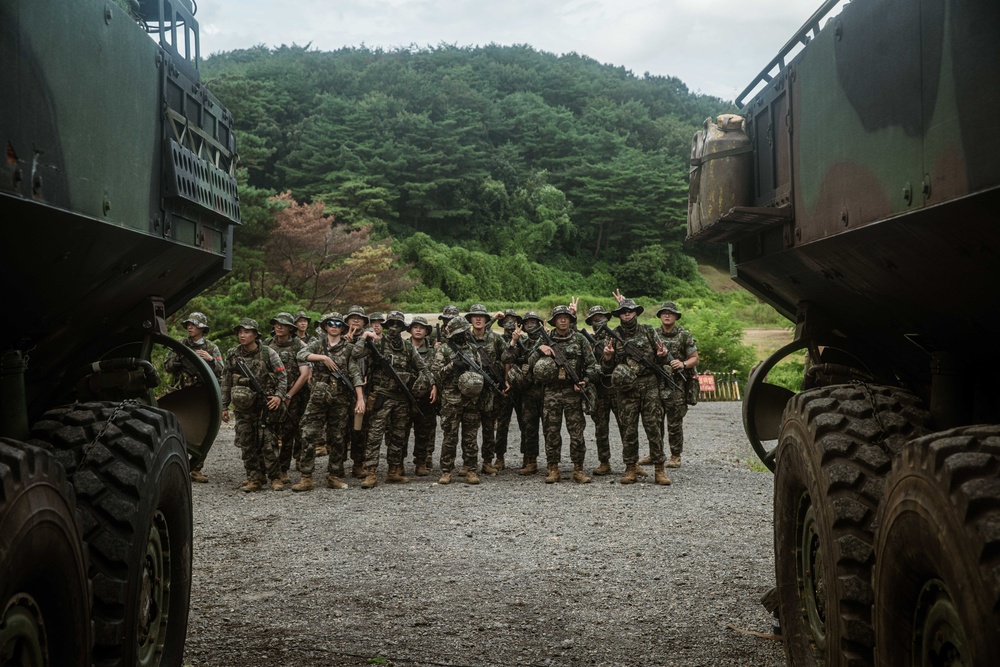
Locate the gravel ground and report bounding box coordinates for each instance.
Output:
[183,401,785,667]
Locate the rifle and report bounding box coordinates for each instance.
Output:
[364,338,424,417]
[235,356,287,424]
[537,327,593,412]
[446,338,506,399]
[596,323,682,391]
[326,357,355,395]
[579,328,600,352]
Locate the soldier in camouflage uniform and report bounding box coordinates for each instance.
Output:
[529,305,598,483]
[433,317,489,485]
[352,311,432,488]
[294,310,318,346]
[493,308,524,470]
[368,311,385,336]
[502,311,545,475]
[581,305,622,476]
[403,315,438,475]
[431,305,459,348]
[655,301,698,469]
[221,319,288,492]
[264,312,312,484]
[466,304,505,476]
[343,305,370,475]
[295,313,365,491]
[601,299,672,485]
[163,311,223,483]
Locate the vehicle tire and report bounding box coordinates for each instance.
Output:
[0,439,91,667]
[30,402,192,667]
[773,384,930,666]
[873,425,1000,666]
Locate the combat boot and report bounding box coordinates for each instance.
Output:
[572,463,592,484]
[666,454,681,468]
[360,467,378,489]
[545,463,560,484]
[326,473,348,490]
[291,475,314,492]
[482,460,498,476]
[518,457,538,475]
[592,460,612,476]
[438,470,452,485]
[386,464,410,484]
[635,465,649,478]
[352,464,366,479]
[638,455,652,465]
[494,456,506,471]
[456,466,470,477]
[190,469,209,483]
[425,453,434,469]
[654,465,672,486]
[414,462,430,476]
[315,444,329,457]
[241,479,262,492]
[619,465,639,485]
[271,478,285,491]
[279,471,290,484]
[465,469,481,485]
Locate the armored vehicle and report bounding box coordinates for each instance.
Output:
[688,0,1000,664]
[0,0,239,664]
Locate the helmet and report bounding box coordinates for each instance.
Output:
[233,318,260,335]
[507,363,529,390]
[611,364,637,391]
[270,311,296,327]
[293,310,312,324]
[385,310,407,328]
[320,312,347,330]
[182,312,210,332]
[533,356,559,384]
[458,371,484,398]
[547,305,577,327]
[445,317,471,338]
[585,305,611,326]
[612,298,644,317]
[656,301,682,319]
[408,315,431,333]
[439,305,459,321]
[464,304,490,322]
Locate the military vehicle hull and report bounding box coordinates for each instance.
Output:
[689,0,1000,664]
[1,0,239,663]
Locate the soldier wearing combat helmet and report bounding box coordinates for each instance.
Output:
[221,318,288,492]
[163,311,223,483]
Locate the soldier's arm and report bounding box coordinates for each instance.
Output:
[269,349,288,398]
[581,334,600,383]
[208,342,224,377]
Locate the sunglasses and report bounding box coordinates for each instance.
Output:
[324,320,345,327]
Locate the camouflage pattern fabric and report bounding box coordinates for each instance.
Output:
[501,329,543,458]
[471,328,506,462]
[404,338,438,466]
[433,337,489,469]
[494,329,523,458]
[265,335,310,474]
[221,343,287,482]
[585,327,619,463]
[298,336,361,475]
[163,336,223,389]
[657,325,697,457]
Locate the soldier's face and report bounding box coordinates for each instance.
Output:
[659,312,677,327]
[237,328,257,347]
[620,310,637,322]
[524,319,540,332]
[274,323,293,338]
[295,319,309,333]
[470,315,487,329]
[553,314,571,332]
[502,316,518,330]
[410,325,428,342]
[590,316,608,330]
[185,323,202,339]
[346,316,363,332]
[372,322,383,334]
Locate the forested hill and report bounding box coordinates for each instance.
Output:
[202,43,731,302]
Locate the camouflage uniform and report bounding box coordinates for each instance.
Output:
[352,311,432,479]
[530,307,599,467]
[501,311,545,467]
[403,315,438,471]
[163,312,223,478]
[429,305,460,348]
[656,302,698,459]
[495,309,525,465]
[298,313,363,479]
[343,306,371,473]
[433,318,490,476]
[264,313,311,477]
[466,304,506,468]
[294,310,319,346]
[602,300,667,467]
[221,319,288,485]
[582,305,620,470]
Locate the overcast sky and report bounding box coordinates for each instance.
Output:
[195,0,845,102]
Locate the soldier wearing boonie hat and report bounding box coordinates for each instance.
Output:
[655,301,698,470]
[265,313,312,487]
[405,315,438,475]
[221,317,288,493]
[493,308,524,471]
[464,304,505,476]
[501,310,547,475]
[602,295,672,486]
[583,304,617,477]
[432,317,486,486]
[293,310,318,345]
[164,311,223,483]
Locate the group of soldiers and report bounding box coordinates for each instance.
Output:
[165,294,699,491]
